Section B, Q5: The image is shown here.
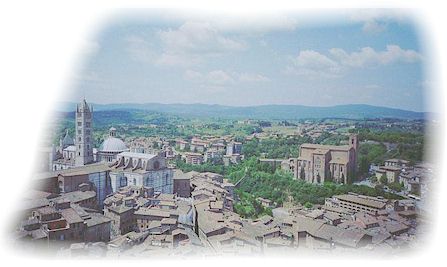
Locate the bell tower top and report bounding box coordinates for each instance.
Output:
[349,133,359,151]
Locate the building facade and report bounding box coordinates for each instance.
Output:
[109,152,174,194]
[283,134,358,184]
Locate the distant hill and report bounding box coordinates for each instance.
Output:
[56,102,427,120]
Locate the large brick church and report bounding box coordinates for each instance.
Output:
[282,134,359,184]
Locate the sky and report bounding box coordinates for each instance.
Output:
[68,9,429,112]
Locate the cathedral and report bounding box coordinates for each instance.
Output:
[48,98,173,195]
[52,99,95,170]
[282,134,359,184]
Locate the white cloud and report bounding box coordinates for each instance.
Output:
[158,12,299,33]
[329,45,422,67]
[286,45,422,78]
[349,9,407,34]
[208,70,235,85]
[238,73,270,82]
[184,70,270,85]
[154,22,247,67]
[158,22,246,54]
[287,50,341,78]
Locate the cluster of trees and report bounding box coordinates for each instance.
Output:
[233,190,273,219]
[176,157,401,218]
[351,128,424,146]
[242,136,312,159]
[175,154,404,219]
[354,128,426,177]
[357,143,388,175]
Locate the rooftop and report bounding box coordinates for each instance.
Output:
[335,194,387,209]
[117,152,157,160]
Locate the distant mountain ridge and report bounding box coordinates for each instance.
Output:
[56,102,427,120]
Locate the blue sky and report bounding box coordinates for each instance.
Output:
[70,10,429,112]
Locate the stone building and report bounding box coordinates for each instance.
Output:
[283,134,358,184]
[35,163,112,207]
[96,127,129,163]
[325,193,387,215]
[173,170,191,198]
[375,166,401,184]
[226,141,242,156]
[183,152,204,165]
[109,152,174,193]
[16,196,111,244]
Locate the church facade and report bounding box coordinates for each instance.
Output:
[109,152,174,194]
[282,134,359,184]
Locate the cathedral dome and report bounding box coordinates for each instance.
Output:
[99,137,128,152]
[99,127,128,152]
[61,129,74,147]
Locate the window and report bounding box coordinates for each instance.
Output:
[120,176,128,187]
[153,161,160,170]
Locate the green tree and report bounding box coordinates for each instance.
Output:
[304,202,313,209]
[379,174,388,185]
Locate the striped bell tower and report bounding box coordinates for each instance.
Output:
[75,98,94,166]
